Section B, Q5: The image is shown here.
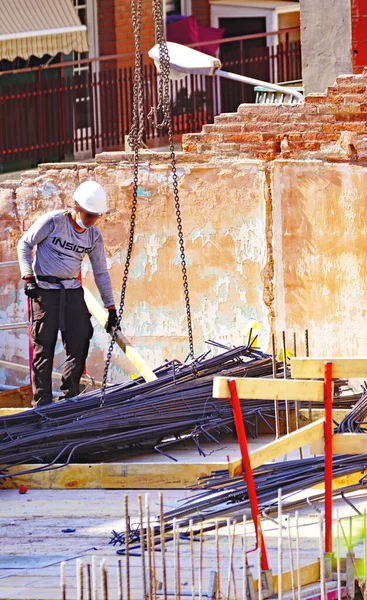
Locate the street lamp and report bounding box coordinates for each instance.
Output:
[148,41,303,103]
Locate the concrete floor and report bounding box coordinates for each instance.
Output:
[0,436,365,599]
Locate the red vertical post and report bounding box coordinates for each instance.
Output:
[324,362,333,554]
[228,379,269,572]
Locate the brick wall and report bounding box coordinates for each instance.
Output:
[182,69,367,160]
[191,0,211,28]
[351,0,367,73]
[114,0,155,68]
[97,0,117,57]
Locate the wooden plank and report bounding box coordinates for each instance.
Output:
[310,433,367,455]
[1,461,229,490]
[313,469,367,490]
[0,385,32,408]
[228,418,325,476]
[83,286,157,383]
[300,409,349,424]
[213,376,325,401]
[291,357,367,379]
[272,561,320,594]
[0,408,28,416]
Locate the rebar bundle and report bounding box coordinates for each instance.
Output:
[336,385,367,433]
[0,340,286,480]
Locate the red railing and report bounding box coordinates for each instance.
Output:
[0,28,301,172]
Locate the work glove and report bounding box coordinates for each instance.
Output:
[105,308,119,332]
[24,276,39,299]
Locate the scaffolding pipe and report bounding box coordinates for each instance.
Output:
[0,261,18,268]
[0,321,29,330]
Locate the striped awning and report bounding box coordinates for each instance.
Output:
[0,0,88,62]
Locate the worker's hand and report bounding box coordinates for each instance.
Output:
[105,308,119,332]
[24,276,39,299]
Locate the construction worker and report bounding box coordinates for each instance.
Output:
[17,181,117,407]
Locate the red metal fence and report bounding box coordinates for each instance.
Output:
[0,29,301,172]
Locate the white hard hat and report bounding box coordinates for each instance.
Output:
[73,181,108,214]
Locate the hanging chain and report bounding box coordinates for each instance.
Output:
[150,0,195,360]
[100,0,144,407]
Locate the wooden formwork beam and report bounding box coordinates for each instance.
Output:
[291,357,367,379]
[0,385,32,408]
[1,461,229,490]
[310,433,367,455]
[228,418,325,476]
[213,376,325,401]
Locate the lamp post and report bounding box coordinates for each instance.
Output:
[148,41,303,103]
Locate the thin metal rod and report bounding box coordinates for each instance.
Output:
[87,564,92,600]
[151,523,157,600]
[159,493,167,600]
[60,561,66,600]
[293,332,303,459]
[92,556,98,600]
[319,513,326,600]
[295,511,301,600]
[282,331,290,435]
[124,496,131,600]
[138,495,147,600]
[189,519,195,600]
[216,521,221,600]
[146,494,153,600]
[242,516,247,600]
[258,516,263,600]
[76,559,84,600]
[305,329,312,425]
[117,559,123,600]
[199,522,203,600]
[272,333,280,439]
[231,521,238,600]
[336,510,341,600]
[101,559,108,600]
[278,488,283,600]
[174,518,181,600]
[287,516,296,600]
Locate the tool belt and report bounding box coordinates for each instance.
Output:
[37,275,78,284]
[36,275,79,331]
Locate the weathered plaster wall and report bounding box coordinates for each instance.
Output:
[299,0,353,94]
[273,160,367,357]
[0,154,271,386]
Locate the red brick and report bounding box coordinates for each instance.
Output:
[182,143,198,153]
[305,94,327,104]
[262,133,285,142]
[214,113,243,123]
[328,84,367,95]
[182,134,204,143]
[204,123,243,133]
[222,133,261,143]
[335,113,367,121]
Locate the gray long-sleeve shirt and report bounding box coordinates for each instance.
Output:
[17,210,115,308]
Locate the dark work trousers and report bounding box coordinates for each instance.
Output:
[31,287,93,406]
